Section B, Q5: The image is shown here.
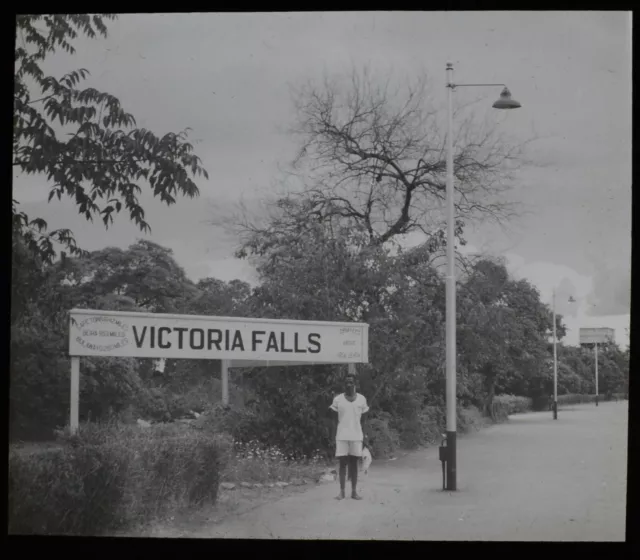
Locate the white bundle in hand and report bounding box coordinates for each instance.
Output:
[361,445,372,474]
[347,446,373,481]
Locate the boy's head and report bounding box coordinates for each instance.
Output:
[345,373,356,393]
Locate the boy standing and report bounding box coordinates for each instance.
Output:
[329,373,369,500]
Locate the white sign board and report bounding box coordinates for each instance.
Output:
[579,327,615,345]
[69,309,369,366]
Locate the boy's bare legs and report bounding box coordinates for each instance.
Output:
[348,455,362,499]
[336,456,348,499]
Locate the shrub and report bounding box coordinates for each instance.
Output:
[417,405,482,443]
[8,421,230,535]
[164,393,192,420]
[531,395,550,411]
[458,405,487,432]
[382,391,425,450]
[418,406,446,445]
[371,405,492,457]
[394,415,423,449]
[195,401,334,461]
[138,388,172,422]
[8,441,129,535]
[489,401,510,423]
[195,402,261,444]
[10,315,70,442]
[223,440,328,484]
[366,413,400,458]
[10,446,85,534]
[388,404,423,450]
[494,395,533,415]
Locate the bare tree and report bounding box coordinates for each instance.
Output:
[219,66,535,266]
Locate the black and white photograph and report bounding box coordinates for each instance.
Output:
[10,11,631,540]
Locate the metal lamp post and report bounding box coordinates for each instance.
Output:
[444,62,521,491]
[552,294,577,419]
[552,289,558,420]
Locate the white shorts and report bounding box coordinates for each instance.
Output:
[336,440,363,457]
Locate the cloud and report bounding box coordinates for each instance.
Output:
[503,253,592,318]
[501,253,629,348]
[555,277,580,317]
[586,263,631,316]
[200,257,258,285]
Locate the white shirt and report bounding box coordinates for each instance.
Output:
[330,393,369,441]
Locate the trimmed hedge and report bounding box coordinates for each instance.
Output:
[8,421,230,535]
[552,393,626,406]
[555,393,627,405]
[557,394,596,406]
[367,405,488,457]
[492,393,624,418]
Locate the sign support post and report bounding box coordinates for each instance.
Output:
[70,356,80,435]
[595,342,599,406]
[552,289,558,420]
[578,328,613,408]
[221,359,230,406]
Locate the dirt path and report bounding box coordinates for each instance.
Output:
[154,402,628,541]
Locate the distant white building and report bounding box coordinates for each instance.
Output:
[579,327,615,345]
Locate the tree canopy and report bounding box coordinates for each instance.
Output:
[226,67,532,278]
[13,14,208,264]
[10,233,627,449]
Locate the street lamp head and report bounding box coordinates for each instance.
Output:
[492,87,521,109]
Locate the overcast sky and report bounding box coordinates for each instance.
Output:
[14,11,631,347]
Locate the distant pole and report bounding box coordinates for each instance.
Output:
[221,359,230,406]
[348,363,356,376]
[70,357,80,435]
[552,289,558,420]
[445,61,458,491]
[594,343,599,406]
